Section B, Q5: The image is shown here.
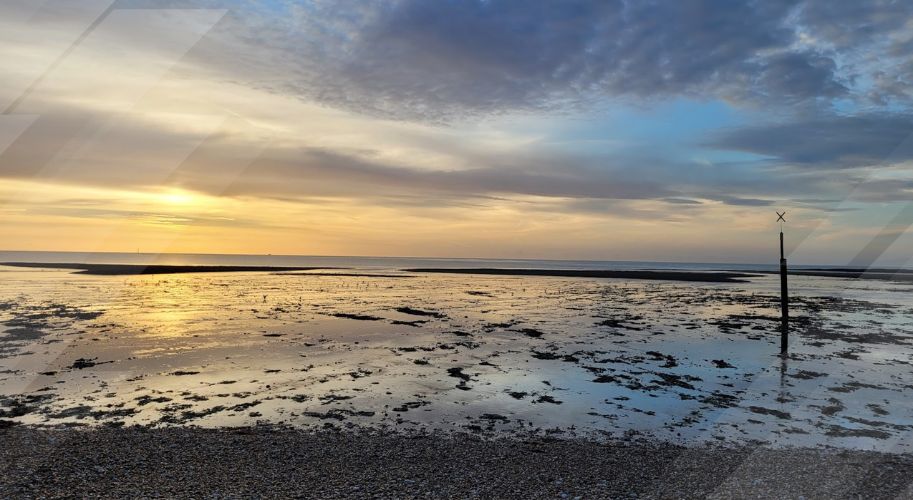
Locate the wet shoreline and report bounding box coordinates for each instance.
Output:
[0,262,330,275]
[747,268,913,282]
[1,267,912,451]
[7,261,913,284]
[405,268,756,282]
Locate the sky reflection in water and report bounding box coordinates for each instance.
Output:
[0,266,911,452]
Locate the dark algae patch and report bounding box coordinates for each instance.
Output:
[394,307,446,318]
[69,358,112,370]
[748,406,792,420]
[446,367,471,382]
[327,313,383,321]
[517,328,545,338]
[447,367,473,390]
[712,359,735,369]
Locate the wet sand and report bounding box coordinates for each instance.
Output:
[2,264,913,496]
[2,267,912,449]
[2,427,911,499]
[405,268,757,282]
[0,263,328,275]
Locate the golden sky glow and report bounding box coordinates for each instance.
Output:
[4,176,907,264]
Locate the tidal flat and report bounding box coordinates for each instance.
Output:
[1,264,912,452]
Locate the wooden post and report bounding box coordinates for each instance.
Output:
[779,229,788,354]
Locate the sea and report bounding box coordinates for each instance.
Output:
[0,250,863,272]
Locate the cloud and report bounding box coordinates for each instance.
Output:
[165,0,888,121]
[25,205,259,228]
[0,100,870,213]
[0,105,814,209]
[705,112,913,166]
[793,0,913,106]
[795,0,913,49]
[3,0,911,222]
[172,145,678,201]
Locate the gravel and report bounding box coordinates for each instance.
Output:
[1,426,911,499]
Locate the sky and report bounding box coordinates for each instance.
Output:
[1,0,912,265]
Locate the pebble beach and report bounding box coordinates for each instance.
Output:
[2,426,913,499]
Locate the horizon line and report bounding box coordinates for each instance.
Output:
[0,248,772,266]
[2,248,906,269]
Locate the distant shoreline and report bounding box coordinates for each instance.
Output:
[746,269,913,282]
[5,262,912,282]
[404,268,756,283]
[0,262,331,275]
